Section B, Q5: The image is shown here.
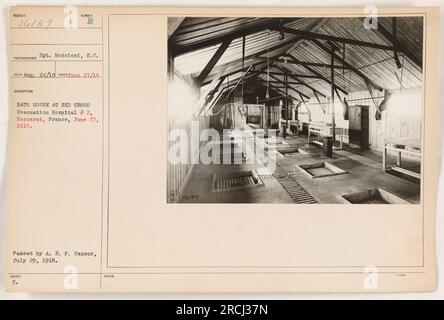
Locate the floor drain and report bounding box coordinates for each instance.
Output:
[287,167,303,176]
[212,171,263,192]
[277,177,318,204]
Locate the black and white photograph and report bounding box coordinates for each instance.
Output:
[167,16,423,204]
[2,2,442,297]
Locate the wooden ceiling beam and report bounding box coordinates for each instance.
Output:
[376,19,422,69]
[200,36,303,85]
[392,17,403,69]
[195,39,232,85]
[268,83,293,100]
[255,80,298,102]
[275,65,327,98]
[170,18,298,57]
[206,72,280,111]
[266,80,301,85]
[255,70,319,79]
[284,53,349,94]
[168,18,185,38]
[263,74,311,100]
[202,59,273,86]
[261,57,348,70]
[204,70,262,113]
[270,25,398,52]
[204,76,226,103]
[311,39,384,91]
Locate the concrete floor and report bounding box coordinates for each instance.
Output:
[178,131,421,204]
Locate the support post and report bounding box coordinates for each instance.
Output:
[392,17,402,69]
[285,72,289,135]
[167,49,174,80]
[382,137,387,172]
[329,42,337,143]
[241,35,246,103]
[195,39,232,86]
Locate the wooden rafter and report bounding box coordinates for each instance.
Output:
[310,39,383,91]
[204,70,262,114]
[267,83,294,101]
[265,80,301,85]
[202,62,266,86]
[284,53,348,94]
[392,17,402,69]
[168,18,185,38]
[263,57,349,70]
[255,70,320,79]
[195,39,232,85]
[376,18,422,69]
[199,35,303,85]
[262,74,310,100]
[281,18,328,54]
[203,76,226,105]
[207,76,266,112]
[270,25,399,52]
[170,18,298,57]
[313,91,321,103]
[275,65,327,98]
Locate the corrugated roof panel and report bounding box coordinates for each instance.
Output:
[171,16,423,98]
[173,18,323,77]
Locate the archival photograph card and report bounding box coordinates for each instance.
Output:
[6,6,439,292]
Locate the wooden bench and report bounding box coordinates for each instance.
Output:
[382,138,421,179]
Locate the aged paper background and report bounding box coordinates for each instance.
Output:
[1,1,443,297]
